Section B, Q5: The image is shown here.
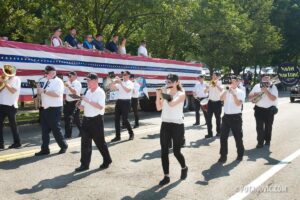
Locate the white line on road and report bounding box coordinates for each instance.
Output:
[228,148,300,200]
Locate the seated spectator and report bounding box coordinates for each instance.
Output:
[51,27,63,47]
[138,40,148,57]
[64,27,79,48]
[92,34,105,51]
[118,37,126,55]
[105,35,118,53]
[83,34,94,50]
[0,36,8,41]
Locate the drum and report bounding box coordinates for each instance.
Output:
[200,98,209,112]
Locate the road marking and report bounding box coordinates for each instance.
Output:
[229,148,300,200]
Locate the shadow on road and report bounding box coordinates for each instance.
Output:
[121,180,181,200]
[131,149,163,163]
[16,169,99,194]
[196,160,240,186]
[245,146,284,165]
[0,154,57,170]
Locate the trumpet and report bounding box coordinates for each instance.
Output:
[0,64,16,91]
[250,76,280,103]
[64,81,70,87]
[209,80,217,87]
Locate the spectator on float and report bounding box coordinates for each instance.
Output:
[0,36,8,41]
[64,27,79,48]
[118,37,127,55]
[51,27,63,47]
[92,34,105,51]
[138,40,148,57]
[83,34,94,50]
[105,35,118,53]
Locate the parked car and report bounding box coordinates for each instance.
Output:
[290,83,300,102]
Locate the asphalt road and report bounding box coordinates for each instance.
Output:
[0,95,299,200]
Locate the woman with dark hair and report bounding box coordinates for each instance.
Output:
[155,74,188,186]
[51,27,63,47]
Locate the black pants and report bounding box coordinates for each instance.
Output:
[220,114,244,157]
[131,98,139,126]
[40,107,68,151]
[64,100,81,137]
[0,105,20,145]
[207,100,222,135]
[115,99,133,137]
[194,98,208,124]
[160,122,186,175]
[81,115,112,167]
[254,106,275,145]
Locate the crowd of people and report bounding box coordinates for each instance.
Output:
[51,27,148,57]
[0,63,278,186]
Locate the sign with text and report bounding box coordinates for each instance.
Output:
[278,63,300,86]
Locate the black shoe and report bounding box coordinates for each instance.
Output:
[181,167,188,180]
[133,124,139,129]
[58,146,68,154]
[193,123,200,126]
[0,144,4,149]
[236,155,243,161]
[256,144,264,148]
[218,156,227,163]
[129,135,134,140]
[111,137,121,142]
[8,143,21,149]
[216,133,221,137]
[35,150,50,156]
[265,141,270,146]
[205,134,213,138]
[99,160,112,170]
[159,176,170,186]
[75,165,89,172]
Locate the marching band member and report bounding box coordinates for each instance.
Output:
[249,74,278,148]
[130,74,141,128]
[155,74,188,186]
[0,65,21,149]
[218,76,245,163]
[35,66,68,156]
[205,72,223,138]
[110,71,135,142]
[64,71,82,138]
[192,75,208,126]
[75,73,112,172]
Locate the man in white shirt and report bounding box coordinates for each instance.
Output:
[130,74,141,128]
[218,76,245,163]
[63,71,82,138]
[0,65,21,149]
[110,71,135,142]
[35,66,68,156]
[138,40,148,57]
[249,74,278,148]
[75,73,112,172]
[204,72,223,138]
[192,75,208,126]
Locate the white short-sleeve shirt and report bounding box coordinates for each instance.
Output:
[41,77,64,109]
[0,76,21,108]
[208,80,223,101]
[52,38,61,47]
[250,83,278,108]
[193,82,208,98]
[116,80,134,100]
[81,87,105,117]
[132,81,141,98]
[65,79,82,102]
[223,88,245,114]
[138,45,148,57]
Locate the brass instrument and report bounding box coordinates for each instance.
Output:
[64,81,70,87]
[0,64,16,91]
[251,76,280,103]
[33,76,46,109]
[210,80,216,87]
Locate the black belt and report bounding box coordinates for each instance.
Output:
[117,99,131,102]
[84,114,102,120]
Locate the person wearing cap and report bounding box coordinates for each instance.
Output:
[155,74,188,186]
[35,65,68,156]
[130,74,141,128]
[192,75,208,126]
[110,71,135,142]
[63,71,82,138]
[218,76,245,163]
[75,73,112,172]
[204,72,223,138]
[51,27,63,47]
[0,65,21,149]
[83,34,94,50]
[249,74,278,148]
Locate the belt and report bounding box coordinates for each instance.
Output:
[83,114,102,120]
[117,99,131,102]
